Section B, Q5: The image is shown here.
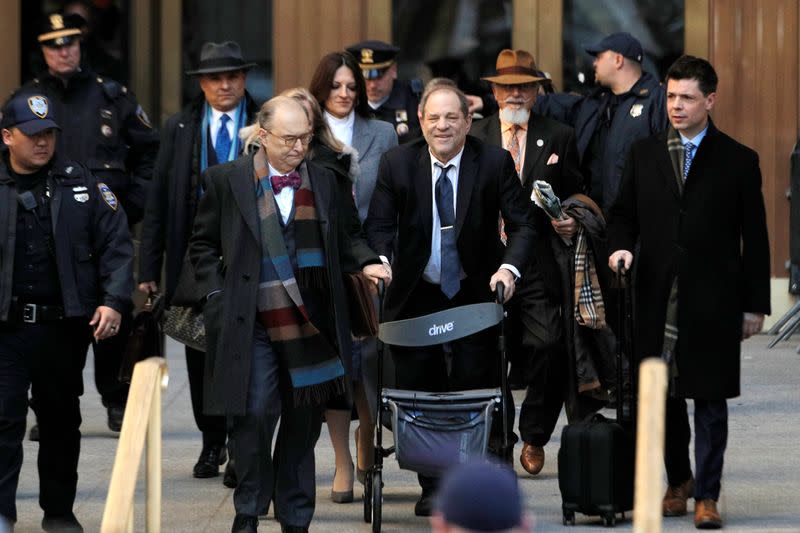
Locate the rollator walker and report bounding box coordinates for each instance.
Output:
[363,281,510,532]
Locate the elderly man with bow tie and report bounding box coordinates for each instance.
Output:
[189,95,388,533]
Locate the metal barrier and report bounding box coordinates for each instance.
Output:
[101,357,169,532]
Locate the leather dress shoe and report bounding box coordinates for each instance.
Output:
[193,444,227,478]
[694,499,722,529]
[231,514,258,533]
[29,423,40,442]
[662,476,695,516]
[223,459,238,488]
[414,489,435,517]
[107,405,125,432]
[280,525,309,533]
[520,443,545,475]
[42,512,83,532]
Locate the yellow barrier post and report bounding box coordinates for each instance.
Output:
[101,357,168,533]
[633,358,668,533]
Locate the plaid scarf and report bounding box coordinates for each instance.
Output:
[573,225,606,329]
[253,148,345,406]
[662,126,685,382]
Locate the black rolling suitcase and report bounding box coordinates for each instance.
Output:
[557,260,634,527]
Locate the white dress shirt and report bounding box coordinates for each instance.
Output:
[268,163,295,225]
[422,149,465,284]
[324,110,354,147]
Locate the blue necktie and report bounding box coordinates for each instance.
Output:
[683,141,695,181]
[435,163,460,299]
[215,114,232,164]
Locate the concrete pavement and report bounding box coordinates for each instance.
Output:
[13,335,800,532]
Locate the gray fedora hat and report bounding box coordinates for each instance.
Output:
[186,41,257,75]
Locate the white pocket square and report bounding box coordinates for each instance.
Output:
[546,153,559,165]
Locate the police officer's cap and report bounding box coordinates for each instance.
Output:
[38,13,83,47]
[346,40,399,80]
[584,32,644,63]
[0,92,60,135]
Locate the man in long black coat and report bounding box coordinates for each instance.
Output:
[607,55,770,529]
[138,41,259,483]
[189,96,386,532]
[471,48,587,477]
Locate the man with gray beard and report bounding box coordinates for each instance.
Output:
[470,49,585,475]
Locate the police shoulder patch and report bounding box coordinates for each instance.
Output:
[97,182,118,211]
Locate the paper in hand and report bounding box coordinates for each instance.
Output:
[531,180,571,246]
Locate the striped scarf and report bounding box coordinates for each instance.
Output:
[573,225,606,329]
[662,126,685,382]
[253,148,345,406]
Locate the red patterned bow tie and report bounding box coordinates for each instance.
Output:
[270,171,301,194]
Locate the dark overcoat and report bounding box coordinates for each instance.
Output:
[469,112,583,303]
[607,121,771,399]
[188,155,378,416]
[139,94,259,303]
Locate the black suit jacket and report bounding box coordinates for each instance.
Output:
[365,136,535,321]
[189,156,378,416]
[607,121,771,399]
[470,113,583,302]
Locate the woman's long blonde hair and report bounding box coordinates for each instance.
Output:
[239,87,345,157]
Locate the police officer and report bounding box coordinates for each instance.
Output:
[16,13,158,432]
[0,91,133,532]
[346,40,422,143]
[534,32,668,212]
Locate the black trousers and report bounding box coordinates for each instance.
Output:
[185,346,226,447]
[517,343,606,446]
[231,322,321,526]
[89,309,131,407]
[392,279,514,491]
[0,319,91,522]
[665,397,728,501]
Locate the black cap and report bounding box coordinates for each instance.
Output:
[345,40,399,80]
[185,41,257,76]
[0,92,60,135]
[584,32,644,63]
[38,13,83,47]
[435,462,523,531]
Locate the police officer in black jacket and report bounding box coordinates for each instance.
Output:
[346,40,422,143]
[0,91,133,532]
[14,13,158,432]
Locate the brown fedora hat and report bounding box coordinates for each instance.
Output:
[482,49,546,85]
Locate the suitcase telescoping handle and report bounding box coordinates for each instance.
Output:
[615,258,631,424]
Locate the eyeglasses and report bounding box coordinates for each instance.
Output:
[265,130,314,147]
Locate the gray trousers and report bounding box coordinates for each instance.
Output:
[230,322,322,527]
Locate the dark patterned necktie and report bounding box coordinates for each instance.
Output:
[435,163,460,299]
[683,141,695,181]
[215,114,231,163]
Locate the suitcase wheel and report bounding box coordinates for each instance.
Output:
[602,513,616,527]
[562,510,575,526]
